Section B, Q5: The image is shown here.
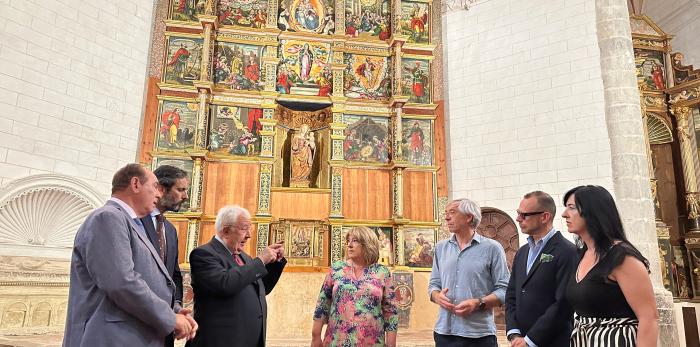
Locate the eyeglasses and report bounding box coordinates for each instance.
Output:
[516,211,545,219]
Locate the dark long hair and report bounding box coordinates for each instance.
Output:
[563,185,649,270]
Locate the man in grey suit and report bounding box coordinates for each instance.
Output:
[63,164,196,347]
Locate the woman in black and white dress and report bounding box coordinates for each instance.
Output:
[562,185,658,347]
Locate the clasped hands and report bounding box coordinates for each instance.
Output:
[432,288,481,317]
[259,241,285,264]
[174,308,198,340]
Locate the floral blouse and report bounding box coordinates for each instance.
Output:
[313,261,399,347]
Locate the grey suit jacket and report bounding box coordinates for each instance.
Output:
[63,200,177,347]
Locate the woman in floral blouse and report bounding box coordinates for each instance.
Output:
[312,226,399,347]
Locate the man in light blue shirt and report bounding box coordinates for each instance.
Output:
[428,198,510,347]
[505,191,577,347]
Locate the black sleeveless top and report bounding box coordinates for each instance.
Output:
[565,243,646,318]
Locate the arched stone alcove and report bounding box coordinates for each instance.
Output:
[0,174,104,258]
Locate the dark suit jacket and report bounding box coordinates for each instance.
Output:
[186,237,286,347]
[141,214,183,347]
[505,231,577,347]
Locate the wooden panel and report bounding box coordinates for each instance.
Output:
[342,168,392,220]
[434,101,448,197]
[403,171,434,222]
[270,191,330,219]
[169,219,189,264]
[140,77,160,163]
[202,162,259,216]
[199,222,216,249]
[652,144,681,239]
[198,222,258,256]
[682,306,699,347]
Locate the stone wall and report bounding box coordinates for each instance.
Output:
[0,0,157,195]
[442,0,612,236]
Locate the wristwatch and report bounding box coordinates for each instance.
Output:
[477,297,486,311]
[507,333,523,342]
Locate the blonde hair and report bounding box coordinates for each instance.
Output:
[346,226,380,265]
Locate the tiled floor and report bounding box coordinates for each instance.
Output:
[0,330,510,347]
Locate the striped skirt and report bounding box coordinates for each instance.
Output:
[571,315,638,346]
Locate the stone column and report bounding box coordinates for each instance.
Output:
[594,0,678,344]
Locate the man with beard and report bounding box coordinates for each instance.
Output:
[140,165,190,347]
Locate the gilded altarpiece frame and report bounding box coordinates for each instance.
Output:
[269,219,328,266]
[144,0,445,277]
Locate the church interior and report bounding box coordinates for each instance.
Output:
[0,0,700,345]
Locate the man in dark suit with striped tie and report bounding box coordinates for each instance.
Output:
[140,164,190,347]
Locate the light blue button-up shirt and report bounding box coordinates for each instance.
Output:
[428,232,510,338]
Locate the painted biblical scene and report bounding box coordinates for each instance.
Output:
[404,228,434,268]
[392,272,414,326]
[342,226,393,265]
[156,100,198,151]
[164,36,203,86]
[153,157,194,211]
[213,42,265,91]
[208,105,263,156]
[277,40,332,96]
[217,0,269,28]
[401,58,430,103]
[401,118,432,166]
[290,224,315,257]
[635,49,666,91]
[170,0,206,21]
[278,0,335,35]
[344,54,391,100]
[344,0,391,40]
[400,1,429,44]
[342,114,390,163]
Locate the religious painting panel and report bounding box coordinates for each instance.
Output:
[634,48,666,91]
[155,99,198,152]
[343,54,391,100]
[403,227,435,269]
[277,40,333,96]
[401,118,432,166]
[400,1,429,44]
[269,219,327,266]
[342,114,390,163]
[341,226,394,265]
[208,105,263,156]
[672,245,691,298]
[163,35,203,86]
[401,57,430,103]
[214,41,265,91]
[278,0,336,35]
[169,0,206,21]
[218,0,269,28]
[152,157,194,211]
[392,271,414,327]
[344,0,391,40]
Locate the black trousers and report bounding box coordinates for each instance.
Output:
[434,332,497,347]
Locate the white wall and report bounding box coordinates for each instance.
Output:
[0,0,156,195]
[442,0,613,233]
